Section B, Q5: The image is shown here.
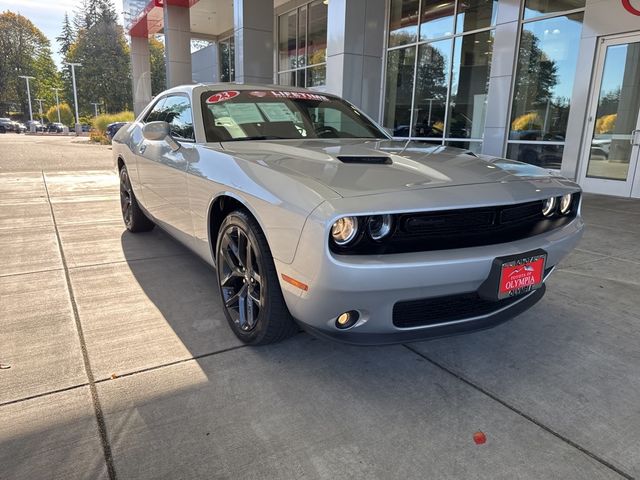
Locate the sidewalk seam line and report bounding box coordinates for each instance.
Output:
[402,344,633,480]
[42,171,118,480]
[0,382,90,408]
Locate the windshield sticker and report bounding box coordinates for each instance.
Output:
[206,91,240,104]
[249,91,268,98]
[270,91,329,101]
[225,103,264,124]
[257,103,297,122]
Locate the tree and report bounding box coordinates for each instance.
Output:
[0,11,61,118]
[66,0,132,114]
[46,102,74,125]
[149,36,166,96]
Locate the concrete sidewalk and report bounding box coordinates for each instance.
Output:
[1,135,639,479]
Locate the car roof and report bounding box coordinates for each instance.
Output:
[160,82,335,97]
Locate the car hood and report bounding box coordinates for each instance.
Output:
[218,139,560,198]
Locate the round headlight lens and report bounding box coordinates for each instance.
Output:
[368,215,393,240]
[559,194,573,215]
[542,197,557,217]
[331,216,359,245]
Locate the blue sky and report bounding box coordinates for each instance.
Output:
[0,0,125,68]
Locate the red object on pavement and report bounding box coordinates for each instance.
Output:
[473,431,487,445]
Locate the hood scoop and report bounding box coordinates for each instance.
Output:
[336,155,392,165]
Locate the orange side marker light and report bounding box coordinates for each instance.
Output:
[281,274,309,291]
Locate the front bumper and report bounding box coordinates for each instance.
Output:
[276,213,583,345]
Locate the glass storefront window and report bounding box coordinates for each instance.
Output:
[413,40,452,138]
[419,0,455,41]
[446,140,484,154]
[218,36,235,83]
[384,46,416,135]
[456,0,498,33]
[389,0,419,47]
[509,13,583,143]
[277,0,327,87]
[524,0,585,20]
[507,143,564,169]
[447,30,493,139]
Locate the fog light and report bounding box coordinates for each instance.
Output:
[559,193,573,215]
[542,197,556,217]
[335,310,359,329]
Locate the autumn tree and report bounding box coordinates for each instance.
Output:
[46,102,74,125]
[0,11,61,118]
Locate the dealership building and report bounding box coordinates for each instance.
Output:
[123,0,640,198]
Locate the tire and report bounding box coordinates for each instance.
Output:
[119,165,155,233]
[216,210,297,345]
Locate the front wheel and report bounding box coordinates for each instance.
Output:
[216,211,297,345]
[119,165,154,233]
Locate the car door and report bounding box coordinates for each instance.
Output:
[136,94,196,245]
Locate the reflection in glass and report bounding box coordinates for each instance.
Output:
[306,65,326,87]
[419,0,455,41]
[308,0,327,66]
[586,42,640,181]
[507,143,564,169]
[389,0,419,47]
[384,46,416,134]
[298,6,307,68]
[218,37,235,82]
[278,11,297,71]
[524,0,585,20]
[509,13,583,143]
[412,40,452,138]
[448,30,493,139]
[279,72,295,86]
[446,140,483,154]
[456,0,498,33]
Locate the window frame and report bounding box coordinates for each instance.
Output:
[503,3,586,168]
[381,0,498,147]
[276,0,327,88]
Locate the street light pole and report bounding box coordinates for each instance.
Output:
[64,62,82,134]
[34,98,45,124]
[52,88,62,123]
[90,102,101,117]
[18,75,35,126]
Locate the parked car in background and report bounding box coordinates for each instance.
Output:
[13,121,26,133]
[46,122,65,133]
[26,120,45,132]
[81,124,91,132]
[113,84,584,346]
[0,118,15,133]
[106,121,127,141]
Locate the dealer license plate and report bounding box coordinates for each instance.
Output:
[497,254,546,300]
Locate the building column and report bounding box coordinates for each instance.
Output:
[163,3,192,87]
[233,0,274,84]
[325,0,386,120]
[481,0,521,157]
[130,36,152,116]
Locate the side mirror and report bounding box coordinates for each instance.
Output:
[142,121,181,151]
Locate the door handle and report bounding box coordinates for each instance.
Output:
[632,129,640,146]
[139,144,147,154]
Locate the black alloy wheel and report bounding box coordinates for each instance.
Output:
[216,211,297,345]
[119,165,154,233]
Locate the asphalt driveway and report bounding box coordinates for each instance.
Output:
[1,134,639,479]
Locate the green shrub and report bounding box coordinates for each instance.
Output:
[92,111,134,134]
[45,103,74,126]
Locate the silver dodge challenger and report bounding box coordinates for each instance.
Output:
[113,84,584,345]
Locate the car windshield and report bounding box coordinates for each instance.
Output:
[200,89,387,142]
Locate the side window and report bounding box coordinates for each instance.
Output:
[162,95,195,141]
[144,97,167,123]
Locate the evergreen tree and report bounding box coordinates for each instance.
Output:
[66,1,132,114]
[149,36,166,96]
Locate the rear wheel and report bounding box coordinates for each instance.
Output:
[119,165,154,233]
[216,211,297,345]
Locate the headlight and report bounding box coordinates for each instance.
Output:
[368,215,393,240]
[542,197,556,217]
[331,216,359,245]
[559,194,573,215]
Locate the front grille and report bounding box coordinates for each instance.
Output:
[392,267,553,329]
[331,197,579,255]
